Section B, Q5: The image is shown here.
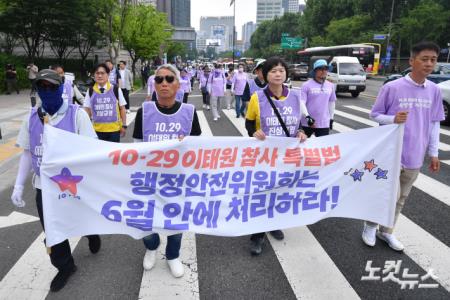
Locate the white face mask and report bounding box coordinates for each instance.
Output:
[239,67,244,72]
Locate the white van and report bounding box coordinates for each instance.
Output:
[327,56,366,98]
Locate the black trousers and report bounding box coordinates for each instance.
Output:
[121,88,130,109]
[202,92,210,105]
[183,93,189,103]
[303,127,330,138]
[36,189,100,271]
[36,189,75,271]
[96,131,120,143]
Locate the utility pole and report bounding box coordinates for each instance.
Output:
[232,0,236,65]
[384,0,395,74]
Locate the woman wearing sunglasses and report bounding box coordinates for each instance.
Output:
[245,57,308,255]
[300,59,336,137]
[132,64,202,278]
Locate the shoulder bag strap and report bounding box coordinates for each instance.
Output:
[262,88,290,137]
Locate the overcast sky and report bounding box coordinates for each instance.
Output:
[191,0,304,40]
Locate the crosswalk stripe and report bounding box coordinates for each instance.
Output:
[0,233,80,299]
[138,233,199,300]
[222,110,358,298]
[442,160,450,166]
[222,109,247,136]
[196,111,213,137]
[126,112,137,127]
[333,121,450,207]
[344,105,450,137]
[335,109,450,152]
[268,228,361,299]
[397,215,450,291]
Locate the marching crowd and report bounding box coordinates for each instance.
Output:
[8,41,445,292]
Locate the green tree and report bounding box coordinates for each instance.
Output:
[323,15,373,45]
[122,4,172,76]
[398,0,450,50]
[166,42,187,62]
[75,0,108,73]
[0,0,51,60]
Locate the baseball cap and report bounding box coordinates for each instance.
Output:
[252,59,266,73]
[313,59,328,70]
[35,69,62,86]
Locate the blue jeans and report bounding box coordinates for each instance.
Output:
[235,95,245,117]
[143,233,182,260]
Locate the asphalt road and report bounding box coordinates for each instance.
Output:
[0,79,449,300]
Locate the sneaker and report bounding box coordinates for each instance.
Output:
[377,232,404,251]
[127,109,131,114]
[50,265,77,292]
[87,235,101,254]
[236,115,240,118]
[206,105,210,110]
[362,223,377,247]
[202,104,206,109]
[227,106,231,110]
[143,250,157,270]
[250,236,264,256]
[167,258,184,278]
[217,115,221,119]
[213,117,218,122]
[240,112,245,118]
[269,230,284,240]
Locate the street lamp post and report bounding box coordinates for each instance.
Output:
[384,0,395,74]
[232,0,236,64]
[447,43,450,63]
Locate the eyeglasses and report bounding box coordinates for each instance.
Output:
[154,75,175,84]
[37,81,59,91]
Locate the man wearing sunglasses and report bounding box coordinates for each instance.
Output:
[133,64,201,278]
[11,69,101,292]
[300,59,336,137]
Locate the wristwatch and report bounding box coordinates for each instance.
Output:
[122,125,128,129]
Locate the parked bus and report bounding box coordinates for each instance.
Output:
[297,43,381,76]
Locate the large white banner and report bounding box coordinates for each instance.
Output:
[41,125,403,247]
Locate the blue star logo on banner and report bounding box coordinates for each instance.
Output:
[350,169,364,182]
[374,168,388,180]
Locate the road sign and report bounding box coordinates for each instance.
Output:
[373,34,387,40]
[387,45,393,52]
[281,37,303,49]
[235,51,241,57]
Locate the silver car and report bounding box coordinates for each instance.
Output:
[437,80,450,125]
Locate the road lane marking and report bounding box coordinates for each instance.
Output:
[335,109,450,151]
[0,233,80,299]
[269,227,361,299]
[344,105,450,137]
[138,232,199,300]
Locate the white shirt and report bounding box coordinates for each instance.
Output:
[119,69,126,88]
[83,84,127,108]
[16,102,97,189]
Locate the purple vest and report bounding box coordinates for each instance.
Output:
[210,72,226,97]
[62,79,73,103]
[249,78,266,96]
[180,76,190,93]
[142,102,194,142]
[109,68,118,85]
[257,89,301,137]
[90,87,119,123]
[29,105,78,175]
[233,72,248,96]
